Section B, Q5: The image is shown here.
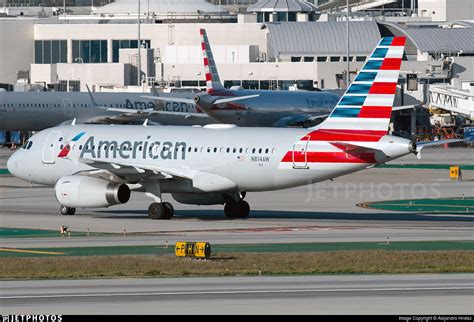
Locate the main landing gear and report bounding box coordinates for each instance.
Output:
[148,202,174,220]
[224,192,250,219]
[224,200,250,219]
[60,205,76,216]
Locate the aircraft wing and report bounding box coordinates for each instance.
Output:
[78,157,195,183]
[107,107,210,119]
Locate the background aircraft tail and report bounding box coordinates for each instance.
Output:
[200,29,226,94]
[315,37,406,136]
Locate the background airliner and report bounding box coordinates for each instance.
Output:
[7,37,458,219]
[0,90,206,131]
[145,28,341,127]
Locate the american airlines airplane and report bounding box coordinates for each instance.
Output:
[0,90,207,131]
[145,28,341,127]
[7,37,457,219]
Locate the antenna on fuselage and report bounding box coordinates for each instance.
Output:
[142,118,149,127]
[71,118,77,126]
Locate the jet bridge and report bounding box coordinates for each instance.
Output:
[429,84,474,120]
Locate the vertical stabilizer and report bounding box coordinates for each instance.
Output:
[200,29,226,94]
[316,37,406,135]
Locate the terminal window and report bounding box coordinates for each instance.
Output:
[35,40,67,64]
[72,40,107,63]
[112,40,151,63]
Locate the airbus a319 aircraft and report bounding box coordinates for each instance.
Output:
[8,37,457,219]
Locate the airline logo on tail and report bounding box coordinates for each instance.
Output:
[200,29,226,94]
[58,131,86,158]
[327,36,405,125]
[280,37,406,166]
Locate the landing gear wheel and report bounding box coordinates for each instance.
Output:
[148,203,165,220]
[148,202,174,220]
[60,205,76,216]
[162,202,174,220]
[224,200,250,219]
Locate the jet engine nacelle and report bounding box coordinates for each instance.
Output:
[55,175,131,208]
[171,193,225,205]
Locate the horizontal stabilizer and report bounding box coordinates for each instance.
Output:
[415,139,465,159]
[213,94,260,105]
[141,95,195,105]
[330,142,383,154]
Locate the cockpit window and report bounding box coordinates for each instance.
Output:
[22,141,33,150]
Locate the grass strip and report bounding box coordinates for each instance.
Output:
[0,241,472,258]
[1,250,473,279]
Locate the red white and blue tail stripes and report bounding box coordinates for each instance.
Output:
[320,36,406,133]
[279,37,406,168]
[200,29,226,93]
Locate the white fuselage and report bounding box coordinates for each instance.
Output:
[8,124,413,194]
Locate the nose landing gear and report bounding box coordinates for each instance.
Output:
[60,205,76,216]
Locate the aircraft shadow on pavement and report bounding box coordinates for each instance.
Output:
[93,209,474,222]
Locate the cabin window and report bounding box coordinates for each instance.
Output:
[265,148,269,154]
[258,148,262,154]
[226,148,230,153]
[252,148,256,153]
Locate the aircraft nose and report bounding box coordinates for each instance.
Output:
[7,150,21,178]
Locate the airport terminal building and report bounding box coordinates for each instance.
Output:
[1,0,473,137]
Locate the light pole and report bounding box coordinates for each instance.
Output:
[138,0,142,86]
[346,0,350,88]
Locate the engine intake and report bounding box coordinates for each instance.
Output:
[55,175,130,208]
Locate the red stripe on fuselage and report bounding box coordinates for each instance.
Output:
[369,82,397,95]
[307,129,386,142]
[357,106,392,118]
[281,151,377,164]
[201,43,206,50]
[203,57,209,66]
[380,58,402,70]
[205,73,212,81]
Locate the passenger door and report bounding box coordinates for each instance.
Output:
[292,135,310,169]
[63,98,73,117]
[42,131,60,164]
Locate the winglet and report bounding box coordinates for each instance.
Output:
[200,29,226,94]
